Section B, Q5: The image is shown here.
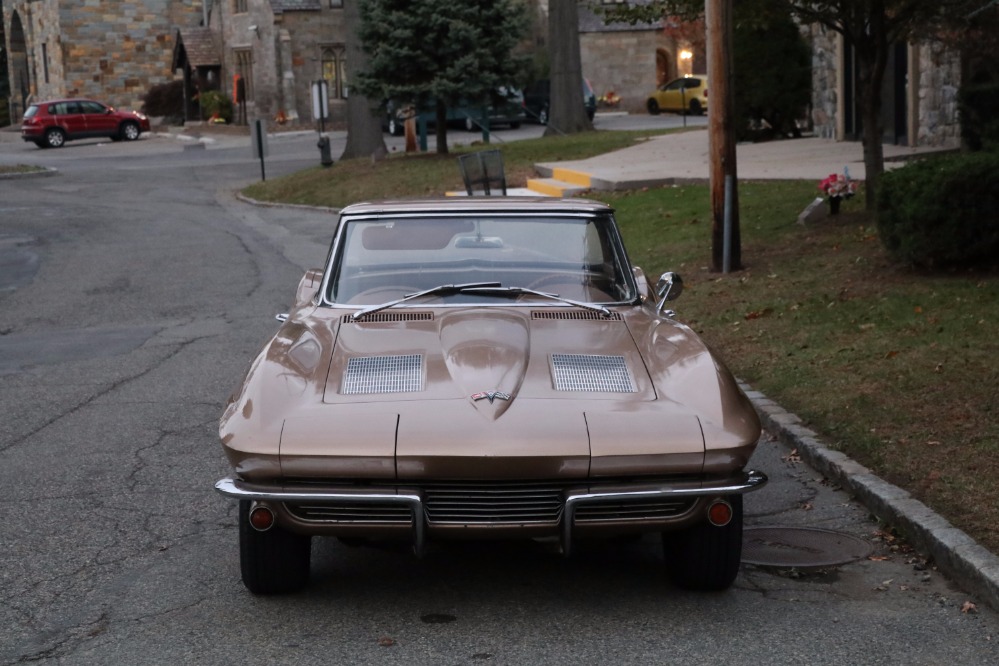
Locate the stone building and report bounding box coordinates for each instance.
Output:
[1,0,204,121]
[197,0,349,127]
[577,3,699,113]
[808,25,962,148]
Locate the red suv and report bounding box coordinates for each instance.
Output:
[21,98,151,148]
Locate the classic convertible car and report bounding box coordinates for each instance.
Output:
[216,197,767,594]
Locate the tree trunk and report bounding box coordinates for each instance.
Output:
[853,26,889,211]
[340,0,388,161]
[435,99,449,155]
[545,0,592,136]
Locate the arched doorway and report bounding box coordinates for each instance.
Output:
[655,48,674,87]
[8,10,30,121]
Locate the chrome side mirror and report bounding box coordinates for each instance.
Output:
[654,272,683,314]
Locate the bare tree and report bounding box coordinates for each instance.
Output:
[545,0,592,136]
[340,0,388,161]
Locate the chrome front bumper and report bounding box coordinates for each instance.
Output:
[215,470,767,556]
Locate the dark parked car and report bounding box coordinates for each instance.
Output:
[21,98,151,148]
[215,197,767,595]
[523,78,597,125]
[384,87,525,136]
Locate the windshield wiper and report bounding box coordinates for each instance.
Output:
[351,282,502,320]
[460,286,611,316]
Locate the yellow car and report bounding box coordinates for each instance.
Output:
[647,76,708,116]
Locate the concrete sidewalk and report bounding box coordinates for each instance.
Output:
[529,128,949,196]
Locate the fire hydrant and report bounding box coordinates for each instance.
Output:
[317,135,333,167]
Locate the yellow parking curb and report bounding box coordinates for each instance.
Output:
[551,168,592,188]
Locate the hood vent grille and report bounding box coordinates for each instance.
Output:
[550,354,636,393]
[532,310,621,321]
[343,312,434,324]
[342,354,423,394]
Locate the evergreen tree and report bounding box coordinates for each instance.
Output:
[354,0,529,154]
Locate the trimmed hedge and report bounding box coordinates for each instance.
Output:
[142,80,185,119]
[876,151,999,268]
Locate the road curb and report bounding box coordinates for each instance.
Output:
[743,384,999,610]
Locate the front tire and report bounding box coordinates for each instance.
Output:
[647,99,660,116]
[120,121,140,141]
[688,99,703,116]
[663,495,743,591]
[239,501,312,594]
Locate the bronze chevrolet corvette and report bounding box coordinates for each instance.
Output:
[216,197,767,594]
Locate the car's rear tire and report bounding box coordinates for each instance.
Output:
[239,500,312,594]
[647,99,660,116]
[662,494,743,591]
[44,128,66,148]
[120,121,141,141]
[688,99,703,116]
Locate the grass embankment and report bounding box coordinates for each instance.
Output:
[243,131,999,554]
[0,165,46,175]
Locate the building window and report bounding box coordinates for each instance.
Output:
[42,43,50,83]
[330,0,343,7]
[234,0,248,14]
[321,46,347,99]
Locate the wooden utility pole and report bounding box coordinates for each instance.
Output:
[706,0,741,272]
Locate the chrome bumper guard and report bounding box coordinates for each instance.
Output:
[215,470,767,557]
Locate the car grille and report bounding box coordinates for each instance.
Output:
[572,497,695,523]
[279,478,699,526]
[421,480,565,525]
[286,501,414,525]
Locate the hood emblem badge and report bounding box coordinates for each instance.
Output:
[471,390,511,403]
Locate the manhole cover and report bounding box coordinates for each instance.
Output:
[742,526,873,568]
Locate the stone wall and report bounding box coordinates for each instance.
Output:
[916,40,961,147]
[3,0,203,112]
[580,29,676,114]
[808,23,962,148]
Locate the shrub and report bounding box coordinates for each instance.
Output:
[876,151,999,268]
[198,90,233,124]
[142,80,185,119]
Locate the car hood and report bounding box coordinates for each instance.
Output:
[323,307,657,414]
[221,306,760,481]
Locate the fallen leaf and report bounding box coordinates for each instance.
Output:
[914,306,923,314]
[378,637,396,647]
[962,601,978,614]
[782,449,802,464]
[884,350,899,359]
[868,555,891,562]
[801,502,814,511]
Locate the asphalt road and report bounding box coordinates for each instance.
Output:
[1,126,997,665]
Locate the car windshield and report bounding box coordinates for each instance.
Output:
[324,214,637,307]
